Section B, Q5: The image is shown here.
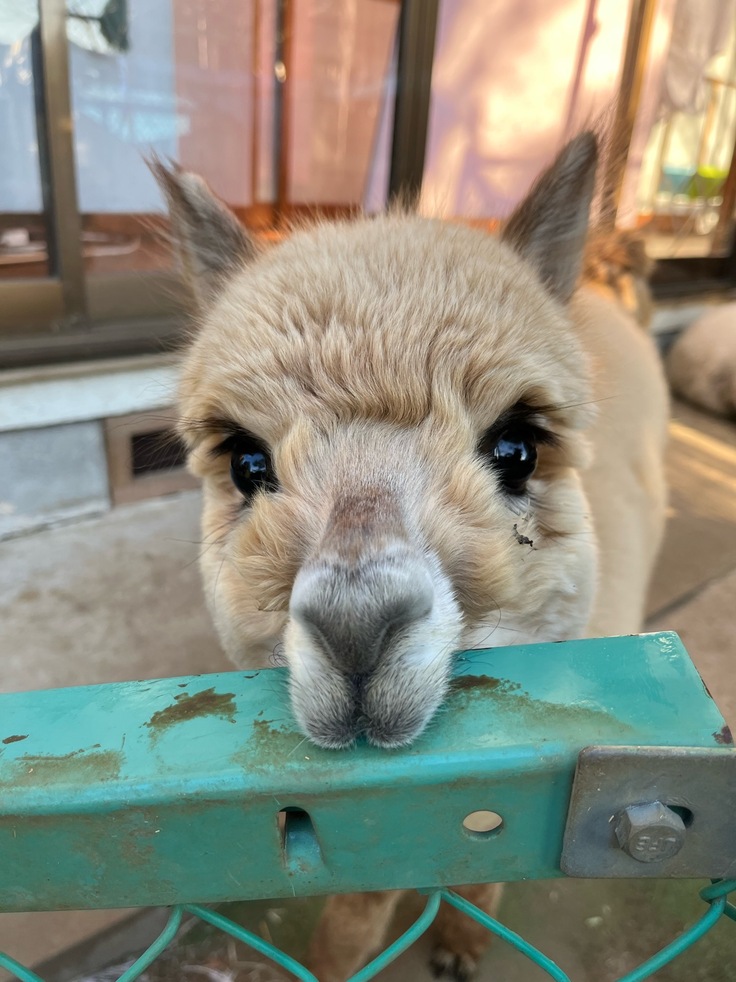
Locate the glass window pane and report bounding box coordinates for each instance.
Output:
[0,3,51,279]
[418,0,629,222]
[170,0,262,230]
[286,1,399,215]
[619,9,736,260]
[68,0,176,275]
[67,0,399,279]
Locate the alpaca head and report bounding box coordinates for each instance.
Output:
[156,133,600,749]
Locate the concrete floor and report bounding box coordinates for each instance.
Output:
[1,400,735,981]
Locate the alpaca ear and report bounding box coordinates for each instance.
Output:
[502,132,598,303]
[149,158,257,307]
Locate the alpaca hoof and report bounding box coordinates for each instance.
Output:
[429,944,478,981]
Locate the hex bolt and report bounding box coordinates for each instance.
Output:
[614,801,687,863]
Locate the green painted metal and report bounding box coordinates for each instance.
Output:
[3,884,736,982]
[181,892,443,982]
[439,890,571,981]
[182,903,318,982]
[116,907,182,982]
[0,633,729,911]
[348,891,442,982]
[0,953,44,982]
[612,879,736,982]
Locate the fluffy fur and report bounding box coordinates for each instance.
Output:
[582,227,655,328]
[666,303,736,418]
[155,132,669,980]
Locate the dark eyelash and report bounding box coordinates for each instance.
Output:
[209,433,236,457]
[484,402,560,447]
[208,427,268,458]
[210,434,238,458]
[207,407,557,459]
[526,423,558,447]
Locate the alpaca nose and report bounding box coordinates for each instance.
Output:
[289,557,434,676]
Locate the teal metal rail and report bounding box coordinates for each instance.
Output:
[1,633,734,980]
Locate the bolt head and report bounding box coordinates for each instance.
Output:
[614,801,686,863]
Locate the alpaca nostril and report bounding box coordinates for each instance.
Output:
[349,673,366,696]
[289,556,434,676]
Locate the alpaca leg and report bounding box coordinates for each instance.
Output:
[429,883,504,981]
[305,889,404,982]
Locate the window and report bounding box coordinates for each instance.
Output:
[0,0,403,367]
[4,0,733,369]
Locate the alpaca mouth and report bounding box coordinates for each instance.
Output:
[287,652,453,750]
[294,699,442,750]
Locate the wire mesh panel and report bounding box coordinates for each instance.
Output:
[1,884,735,982]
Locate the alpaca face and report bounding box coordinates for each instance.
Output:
[159,134,600,748]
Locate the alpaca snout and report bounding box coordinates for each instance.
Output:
[284,551,462,749]
[289,554,434,676]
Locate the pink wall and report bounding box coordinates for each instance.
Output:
[420,0,629,218]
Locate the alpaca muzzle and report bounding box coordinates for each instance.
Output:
[289,553,435,678]
[285,541,461,749]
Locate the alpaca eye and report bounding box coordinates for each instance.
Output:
[230,437,277,500]
[478,426,538,494]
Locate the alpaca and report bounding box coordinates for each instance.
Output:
[666,303,736,419]
[153,132,668,980]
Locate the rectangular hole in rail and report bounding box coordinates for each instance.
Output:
[279,807,323,872]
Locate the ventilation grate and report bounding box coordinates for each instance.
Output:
[104,412,199,506]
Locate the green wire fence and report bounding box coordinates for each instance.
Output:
[1,881,735,982]
[1,633,735,981]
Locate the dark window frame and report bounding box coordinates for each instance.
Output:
[0,0,188,368]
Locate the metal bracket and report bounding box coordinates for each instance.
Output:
[561,745,736,878]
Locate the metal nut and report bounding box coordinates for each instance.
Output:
[614,801,686,863]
